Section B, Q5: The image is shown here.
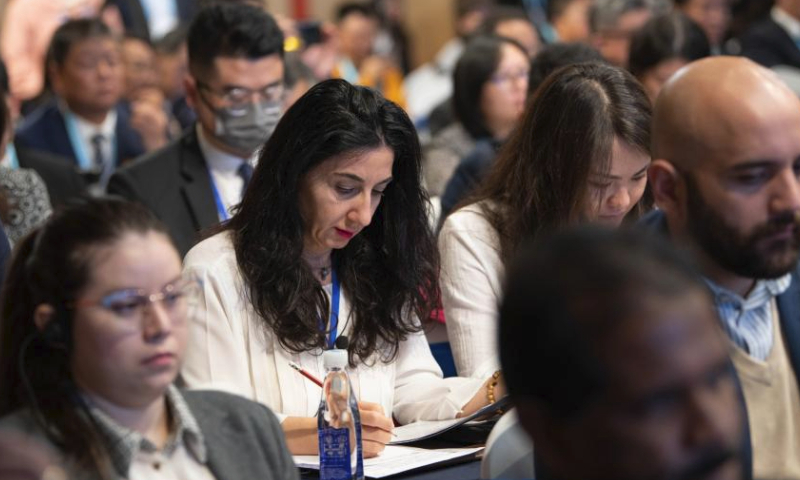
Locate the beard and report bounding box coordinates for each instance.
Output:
[684,176,800,279]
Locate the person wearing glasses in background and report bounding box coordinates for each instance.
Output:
[109,3,285,256]
[0,197,299,480]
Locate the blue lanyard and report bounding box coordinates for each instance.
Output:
[62,109,116,170]
[208,172,229,221]
[325,270,341,349]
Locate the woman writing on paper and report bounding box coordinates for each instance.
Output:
[181,79,504,457]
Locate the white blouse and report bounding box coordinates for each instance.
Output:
[438,202,505,379]
[181,232,484,425]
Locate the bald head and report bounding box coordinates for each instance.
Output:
[653,57,800,170]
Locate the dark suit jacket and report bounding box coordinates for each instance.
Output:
[740,17,800,68]
[440,139,499,223]
[14,101,146,168]
[0,223,9,295]
[110,0,197,41]
[108,128,219,256]
[14,143,86,207]
[0,390,300,480]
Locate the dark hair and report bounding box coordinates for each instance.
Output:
[187,3,284,79]
[153,24,189,56]
[0,197,172,478]
[499,227,708,417]
[453,34,529,139]
[226,79,437,365]
[476,6,534,36]
[528,42,606,95]
[628,13,711,78]
[336,2,379,23]
[589,0,650,33]
[47,18,115,68]
[0,59,8,94]
[469,62,652,263]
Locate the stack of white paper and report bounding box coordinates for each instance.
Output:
[293,445,483,478]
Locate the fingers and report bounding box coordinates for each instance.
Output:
[362,425,392,458]
[363,439,386,458]
[357,401,384,413]
[359,408,394,433]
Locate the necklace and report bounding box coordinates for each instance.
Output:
[319,265,331,279]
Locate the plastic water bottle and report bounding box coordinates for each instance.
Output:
[318,347,364,480]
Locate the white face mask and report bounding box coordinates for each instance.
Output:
[214,101,282,154]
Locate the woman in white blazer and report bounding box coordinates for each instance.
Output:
[181,79,504,458]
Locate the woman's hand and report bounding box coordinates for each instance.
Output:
[358,401,394,458]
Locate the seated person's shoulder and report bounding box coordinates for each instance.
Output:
[181,389,281,428]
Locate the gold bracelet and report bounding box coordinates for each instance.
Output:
[486,370,501,404]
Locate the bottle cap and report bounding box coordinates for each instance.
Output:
[323,349,348,369]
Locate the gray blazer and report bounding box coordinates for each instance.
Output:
[0,390,300,480]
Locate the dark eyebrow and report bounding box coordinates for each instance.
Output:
[333,173,393,185]
[220,79,283,92]
[597,163,650,181]
[728,160,784,172]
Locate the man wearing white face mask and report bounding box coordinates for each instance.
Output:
[109,2,284,256]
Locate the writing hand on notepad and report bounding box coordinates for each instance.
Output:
[359,401,394,458]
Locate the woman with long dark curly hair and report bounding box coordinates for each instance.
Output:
[181,79,502,457]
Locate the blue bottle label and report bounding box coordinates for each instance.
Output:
[319,427,352,480]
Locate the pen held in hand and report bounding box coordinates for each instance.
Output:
[289,361,397,438]
[288,361,323,387]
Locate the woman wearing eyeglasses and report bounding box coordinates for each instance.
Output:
[423,35,530,198]
[0,197,299,480]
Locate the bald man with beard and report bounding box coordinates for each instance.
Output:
[644,56,800,480]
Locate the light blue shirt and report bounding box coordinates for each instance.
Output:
[705,274,792,361]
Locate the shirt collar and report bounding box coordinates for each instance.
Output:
[773,6,800,40]
[86,385,207,478]
[704,274,792,309]
[62,103,117,140]
[196,123,255,173]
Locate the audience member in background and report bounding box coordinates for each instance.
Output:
[547,0,593,42]
[440,43,605,221]
[629,13,711,102]
[0,197,299,480]
[15,19,146,192]
[0,61,86,207]
[441,63,652,379]
[499,227,747,480]
[590,0,654,67]
[120,35,171,151]
[645,56,800,480]
[283,52,318,110]
[0,92,52,245]
[404,0,492,129]
[0,0,102,104]
[476,6,543,57]
[332,3,406,108]
[153,25,195,131]
[424,35,529,198]
[109,3,285,256]
[740,0,800,69]
[101,0,197,42]
[181,79,505,457]
[674,0,732,53]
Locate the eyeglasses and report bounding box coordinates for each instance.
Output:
[71,276,201,326]
[489,69,529,88]
[197,81,285,116]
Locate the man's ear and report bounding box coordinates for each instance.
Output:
[648,159,686,220]
[33,304,56,333]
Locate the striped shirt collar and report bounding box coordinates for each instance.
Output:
[704,274,792,360]
[86,385,207,478]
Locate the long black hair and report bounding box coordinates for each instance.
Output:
[0,197,171,478]
[227,79,438,364]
